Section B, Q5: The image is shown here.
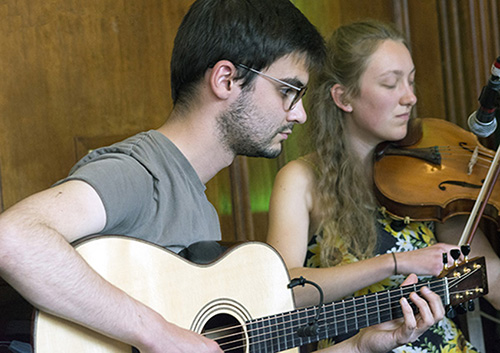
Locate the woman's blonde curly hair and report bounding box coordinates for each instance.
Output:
[306,20,409,267]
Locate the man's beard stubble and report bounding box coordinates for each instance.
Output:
[215,91,285,159]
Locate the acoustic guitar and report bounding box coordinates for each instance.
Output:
[33,236,488,352]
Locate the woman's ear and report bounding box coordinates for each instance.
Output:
[330,84,353,113]
[209,60,238,100]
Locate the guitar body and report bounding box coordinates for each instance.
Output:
[34,237,297,353]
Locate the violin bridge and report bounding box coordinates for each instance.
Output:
[467,146,479,175]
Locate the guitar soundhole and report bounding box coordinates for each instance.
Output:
[202,313,246,352]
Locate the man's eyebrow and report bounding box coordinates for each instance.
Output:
[283,77,306,88]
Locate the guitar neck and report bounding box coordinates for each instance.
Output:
[246,278,448,352]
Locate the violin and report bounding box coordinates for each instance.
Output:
[373,117,500,229]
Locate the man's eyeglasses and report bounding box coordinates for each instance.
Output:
[237,63,307,111]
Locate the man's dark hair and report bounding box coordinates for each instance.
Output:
[170,0,326,107]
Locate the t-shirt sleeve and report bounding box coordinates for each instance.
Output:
[59,154,156,234]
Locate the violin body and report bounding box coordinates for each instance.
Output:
[374,117,500,227]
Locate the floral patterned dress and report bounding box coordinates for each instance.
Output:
[304,212,480,353]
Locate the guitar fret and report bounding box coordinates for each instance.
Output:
[376,292,380,324]
[333,301,338,336]
[272,315,280,352]
[287,310,296,349]
[380,289,392,323]
[430,278,448,305]
[342,300,347,334]
[364,295,369,328]
[302,307,312,344]
[258,317,267,353]
[443,277,450,305]
[247,319,257,353]
[277,312,286,350]
[291,309,302,348]
[322,304,329,340]
[264,316,271,353]
[353,298,359,331]
[330,302,339,336]
[265,313,284,352]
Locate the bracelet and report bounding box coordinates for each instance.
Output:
[391,252,398,275]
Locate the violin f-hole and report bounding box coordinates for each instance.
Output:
[438,180,483,191]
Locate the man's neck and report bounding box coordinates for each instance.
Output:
[157,109,235,184]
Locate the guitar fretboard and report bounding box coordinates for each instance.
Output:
[246,279,448,352]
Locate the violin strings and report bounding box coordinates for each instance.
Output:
[422,145,495,170]
[198,268,481,352]
[415,144,494,157]
[435,145,494,160]
[439,154,493,169]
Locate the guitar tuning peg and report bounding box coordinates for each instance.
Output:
[450,249,461,266]
[461,244,471,262]
[468,299,475,311]
[456,303,467,315]
[442,252,448,270]
[446,306,456,319]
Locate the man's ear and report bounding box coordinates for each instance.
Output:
[209,60,238,100]
[330,83,353,113]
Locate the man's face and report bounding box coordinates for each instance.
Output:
[216,54,309,158]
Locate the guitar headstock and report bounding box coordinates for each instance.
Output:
[438,256,488,307]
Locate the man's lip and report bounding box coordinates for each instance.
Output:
[280,130,292,139]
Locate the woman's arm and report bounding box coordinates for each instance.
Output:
[268,160,396,305]
[268,160,465,307]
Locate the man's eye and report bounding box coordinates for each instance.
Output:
[280,87,295,97]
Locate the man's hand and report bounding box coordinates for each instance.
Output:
[352,273,445,353]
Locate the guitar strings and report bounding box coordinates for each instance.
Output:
[201,267,481,352]
[218,286,463,352]
[216,282,448,352]
[213,275,465,351]
[219,280,472,352]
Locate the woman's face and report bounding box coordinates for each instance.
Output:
[346,39,417,150]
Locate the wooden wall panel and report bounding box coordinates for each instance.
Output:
[436,0,500,128]
[1,0,500,244]
[406,1,446,119]
[0,0,194,208]
[0,161,3,213]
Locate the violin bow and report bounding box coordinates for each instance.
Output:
[458,143,500,245]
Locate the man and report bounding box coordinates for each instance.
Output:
[0,0,443,352]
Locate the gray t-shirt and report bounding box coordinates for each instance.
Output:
[59,130,221,253]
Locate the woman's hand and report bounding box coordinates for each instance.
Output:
[396,243,462,276]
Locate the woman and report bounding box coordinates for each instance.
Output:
[267,20,500,352]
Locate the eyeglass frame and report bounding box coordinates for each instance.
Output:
[236,63,307,111]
